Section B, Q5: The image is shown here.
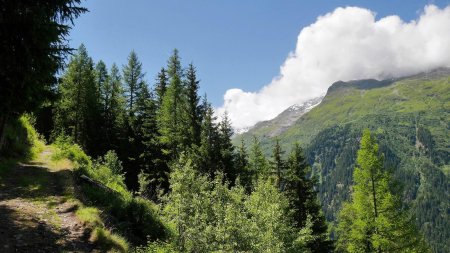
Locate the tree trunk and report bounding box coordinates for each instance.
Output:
[0,113,9,153]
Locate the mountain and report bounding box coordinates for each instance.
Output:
[235,96,323,136]
[234,68,450,253]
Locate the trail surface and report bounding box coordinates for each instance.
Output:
[0,147,94,252]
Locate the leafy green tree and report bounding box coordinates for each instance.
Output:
[336,129,430,253]
[0,0,86,151]
[285,143,333,253]
[54,44,99,152]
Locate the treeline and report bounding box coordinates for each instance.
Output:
[51,45,333,252]
[52,45,237,193]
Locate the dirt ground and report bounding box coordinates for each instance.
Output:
[0,148,95,252]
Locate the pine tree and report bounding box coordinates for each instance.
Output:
[218,113,236,183]
[94,60,109,153]
[336,129,430,253]
[184,63,202,147]
[123,50,144,118]
[0,0,86,151]
[54,44,98,151]
[105,63,126,149]
[136,83,169,196]
[248,136,269,181]
[236,139,252,190]
[154,67,168,110]
[197,101,220,176]
[271,138,285,190]
[285,143,333,253]
[157,49,188,158]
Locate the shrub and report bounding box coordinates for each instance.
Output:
[1,114,45,160]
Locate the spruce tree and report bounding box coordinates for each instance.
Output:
[184,63,202,147]
[154,67,168,110]
[285,143,333,253]
[0,0,86,151]
[54,44,98,151]
[123,50,144,118]
[336,129,429,252]
[157,49,188,158]
[105,63,126,149]
[218,113,236,183]
[197,101,220,176]
[271,138,285,190]
[94,60,109,153]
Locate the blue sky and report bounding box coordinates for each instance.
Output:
[69,0,449,107]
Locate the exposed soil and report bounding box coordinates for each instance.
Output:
[0,148,95,252]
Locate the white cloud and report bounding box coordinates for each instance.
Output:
[217,5,450,129]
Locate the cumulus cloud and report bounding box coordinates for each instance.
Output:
[217,5,450,129]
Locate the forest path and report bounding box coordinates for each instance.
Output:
[0,147,94,253]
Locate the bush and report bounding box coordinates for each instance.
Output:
[1,114,45,160]
[52,134,91,168]
[52,140,168,244]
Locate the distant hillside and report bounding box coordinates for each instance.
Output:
[235,96,323,137]
[234,68,450,253]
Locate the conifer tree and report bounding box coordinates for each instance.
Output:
[248,137,269,180]
[0,0,86,151]
[285,143,333,252]
[154,67,168,110]
[157,49,188,157]
[184,63,202,147]
[94,60,109,152]
[218,113,236,183]
[197,101,220,176]
[236,139,252,190]
[123,50,144,118]
[271,138,285,190]
[104,63,126,149]
[54,44,98,151]
[336,129,429,253]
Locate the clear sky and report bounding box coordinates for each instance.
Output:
[69,0,450,108]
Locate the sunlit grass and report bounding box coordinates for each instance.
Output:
[90,227,129,253]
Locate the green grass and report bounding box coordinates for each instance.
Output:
[90,227,129,253]
[76,206,103,227]
[237,74,450,157]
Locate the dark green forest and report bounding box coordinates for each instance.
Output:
[0,1,444,252]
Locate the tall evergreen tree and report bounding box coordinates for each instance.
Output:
[271,138,285,190]
[157,49,188,158]
[54,44,98,151]
[94,60,109,153]
[104,63,126,149]
[154,67,168,110]
[218,113,236,183]
[284,143,333,253]
[248,137,269,187]
[184,63,202,147]
[336,129,429,253]
[197,101,220,176]
[236,139,251,190]
[0,0,86,151]
[123,50,144,118]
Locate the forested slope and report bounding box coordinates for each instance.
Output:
[236,68,450,252]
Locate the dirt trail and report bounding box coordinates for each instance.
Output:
[0,148,94,252]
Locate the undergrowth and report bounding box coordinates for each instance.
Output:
[51,135,169,251]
